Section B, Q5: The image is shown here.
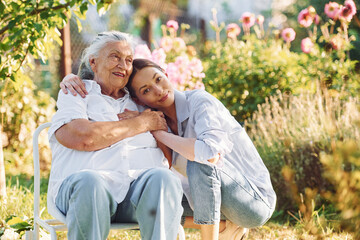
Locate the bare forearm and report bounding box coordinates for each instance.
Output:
[153,131,221,164]
[56,117,147,151]
[152,131,196,161]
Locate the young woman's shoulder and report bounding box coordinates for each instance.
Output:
[186,89,221,106]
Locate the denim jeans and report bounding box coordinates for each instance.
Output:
[55,168,183,240]
[186,160,274,227]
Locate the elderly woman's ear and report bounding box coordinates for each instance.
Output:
[89,58,96,72]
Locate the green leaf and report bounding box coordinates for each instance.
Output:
[10,2,20,11]
[40,11,49,19]
[73,10,86,20]
[8,19,17,29]
[10,221,32,231]
[79,2,88,14]
[76,18,83,32]
[0,1,5,13]
[34,23,42,32]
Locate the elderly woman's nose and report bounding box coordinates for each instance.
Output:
[116,59,125,68]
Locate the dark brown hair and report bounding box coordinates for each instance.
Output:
[127,58,165,97]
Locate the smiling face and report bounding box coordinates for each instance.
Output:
[130,66,175,111]
[90,41,133,97]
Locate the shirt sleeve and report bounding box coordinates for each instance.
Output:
[191,91,234,164]
[48,90,88,141]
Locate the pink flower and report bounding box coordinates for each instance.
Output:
[241,12,255,28]
[166,62,182,85]
[298,8,313,27]
[166,20,179,31]
[189,58,204,78]
[151,48,167,69]
[226,23,241,39]
[324,2,341,20]
[173,37,186,51]
[134,44,152,59]
[339,0,357,22]
[160,37,173,52]
[281,28,296,43]
[256,15,265,25]
[314,14,321,25]
[301,37,314,53]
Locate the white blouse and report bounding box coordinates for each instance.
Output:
[48,80,168,205]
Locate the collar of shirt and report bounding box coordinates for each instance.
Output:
[84,79,131,102]
[174,90,190,123]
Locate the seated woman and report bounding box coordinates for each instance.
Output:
[49,32,183,240]
[61,58,276,240]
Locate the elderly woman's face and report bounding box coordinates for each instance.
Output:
[90,41,133,92]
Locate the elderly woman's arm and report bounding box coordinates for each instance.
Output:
[55,109,167,151]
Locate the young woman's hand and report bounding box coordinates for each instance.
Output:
[60,73,88,98]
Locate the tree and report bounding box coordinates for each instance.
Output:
[0,0,116,198]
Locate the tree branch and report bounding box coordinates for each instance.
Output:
[0,2,72,36]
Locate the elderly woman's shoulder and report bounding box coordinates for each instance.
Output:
[82,80,99,92]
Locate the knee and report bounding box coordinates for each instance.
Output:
[147,168,182,195]
[240,208,272,228]
[71,170,107,195]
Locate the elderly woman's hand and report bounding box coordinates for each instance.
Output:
[60,73,88,98]
[139,109,168,132]
[117,109,140,120]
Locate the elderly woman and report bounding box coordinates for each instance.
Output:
[48,31,183,240]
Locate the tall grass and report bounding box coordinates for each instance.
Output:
[245,90,360,212]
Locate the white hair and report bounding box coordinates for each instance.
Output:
[78,31,134,79]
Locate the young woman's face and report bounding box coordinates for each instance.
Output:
[130,67,175,110]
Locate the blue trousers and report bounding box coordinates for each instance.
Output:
[186,160,274,227]
[55,168,183,240]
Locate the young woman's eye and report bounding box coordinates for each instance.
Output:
[143,88,150,94]
[156,77,161,82]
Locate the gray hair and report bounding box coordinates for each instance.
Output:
[78,31,134,80]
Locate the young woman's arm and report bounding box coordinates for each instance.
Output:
[156,140,173,168]
[152,130,219,164]
[60,73,88,97]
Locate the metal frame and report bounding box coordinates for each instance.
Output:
[25,122,185,240]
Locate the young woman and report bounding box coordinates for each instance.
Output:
[61,58,276,240]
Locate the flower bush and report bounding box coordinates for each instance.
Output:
[202,1,359,122]
[1,75,55,176]
[133,21,205,91]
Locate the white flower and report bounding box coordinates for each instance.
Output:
[1,229,20,240]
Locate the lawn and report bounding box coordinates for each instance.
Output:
[0,174,355,239]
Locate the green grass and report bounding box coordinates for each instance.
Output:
[0,174,354,239]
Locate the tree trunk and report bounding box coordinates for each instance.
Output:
[0,125,6,198]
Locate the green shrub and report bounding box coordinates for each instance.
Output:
[321,137,360,238]
[202,35,359,122]
[244,90,360,212]
[1,77,55,176]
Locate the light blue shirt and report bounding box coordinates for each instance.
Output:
[171,89,276,209]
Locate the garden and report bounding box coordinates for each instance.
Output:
[1,0,360,239]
